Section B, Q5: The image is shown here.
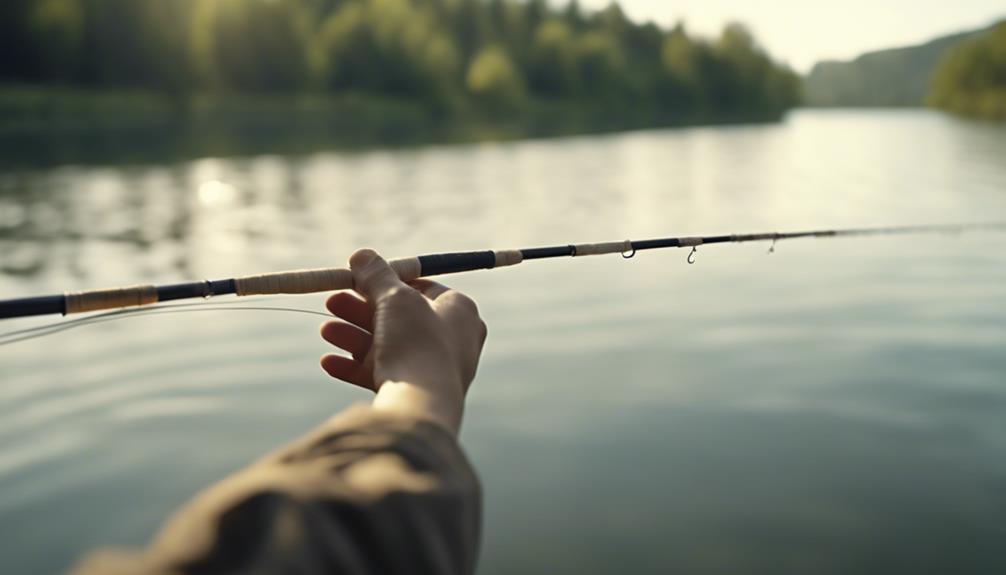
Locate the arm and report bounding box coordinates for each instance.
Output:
[73,249,486,575]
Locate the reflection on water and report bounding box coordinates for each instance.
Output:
[1,110,1006,574]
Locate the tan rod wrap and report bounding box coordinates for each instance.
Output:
[493,250,523,267]
[571,240,633,256]
[65,285,158,315]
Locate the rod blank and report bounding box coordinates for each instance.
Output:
[1,222,1002,320]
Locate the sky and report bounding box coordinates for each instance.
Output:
[578,0,1006,72]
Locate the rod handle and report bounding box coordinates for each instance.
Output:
[234,251,524,296]
[233,258,422,296]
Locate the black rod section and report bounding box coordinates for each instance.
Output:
[520,245,575,259]
[0,295,64,319]
[418,251,496,276]
[156,279,237,302]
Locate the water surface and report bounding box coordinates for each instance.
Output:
[1,109,1005,574]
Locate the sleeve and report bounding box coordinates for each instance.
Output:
[71,405,482,575]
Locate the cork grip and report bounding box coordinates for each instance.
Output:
[234,257,422,296]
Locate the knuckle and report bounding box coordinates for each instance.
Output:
[381,285,423,307]
[446,291,480,315]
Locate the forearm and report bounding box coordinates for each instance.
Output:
[72,405,482,575]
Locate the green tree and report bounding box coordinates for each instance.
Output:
[562,0,586,31]
[27,0,84,82]
[70,0,196,90]
[448,0,493,66]
[660,24,703,113]
[191,0,312,92]
[575,31,624,99]
[528,19,578,96]
[466,44,525,111]
[316,0,460,108]
[1,0,42,80]
[709,23,765,111]
[929,22,1006,120]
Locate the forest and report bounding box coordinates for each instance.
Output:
[0,0,801,135]
[928,22,1006,121]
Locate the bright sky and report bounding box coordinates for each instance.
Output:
[579,0,1006,72]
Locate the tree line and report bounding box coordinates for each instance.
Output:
[1,0,800,126]
[928,21,1006,121]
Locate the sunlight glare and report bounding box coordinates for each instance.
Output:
[197,180,237,206]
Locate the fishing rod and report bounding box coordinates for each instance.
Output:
[1,222,1003,321]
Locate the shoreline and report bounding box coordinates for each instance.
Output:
[0,86,789,168]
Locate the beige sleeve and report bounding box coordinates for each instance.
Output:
[71,405,482,575]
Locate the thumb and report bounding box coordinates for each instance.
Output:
[350,248,405,301]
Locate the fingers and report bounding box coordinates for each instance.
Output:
[320,354,373,390]
[320,320,372,359]
[350,249,405,302]
[325,290,374,331]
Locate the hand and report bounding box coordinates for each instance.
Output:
[320,249,487,433]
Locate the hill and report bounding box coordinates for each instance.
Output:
[803,25,992,107]
[929,21,1006,120]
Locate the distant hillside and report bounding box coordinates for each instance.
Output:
[929,22,1006,120]
[803,25,992,107]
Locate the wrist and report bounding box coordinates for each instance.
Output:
[372,379,465,434]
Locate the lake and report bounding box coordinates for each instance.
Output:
[1,109,1005,574]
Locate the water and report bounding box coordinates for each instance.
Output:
[1,109,1005,574]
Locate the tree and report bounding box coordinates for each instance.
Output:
[466,44,525,111]
[660,24,702,113]
[317,0,460,108]
[575,31,623,99]
[528,19,578,96]
[929,22,1006,120]
[1,0,42,80]
[191,0,312,92]
[26,0,85,82]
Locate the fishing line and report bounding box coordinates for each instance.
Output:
[0,302,332,346]
[0,297,285,340]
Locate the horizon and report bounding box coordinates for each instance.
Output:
[576,0,1006,73]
